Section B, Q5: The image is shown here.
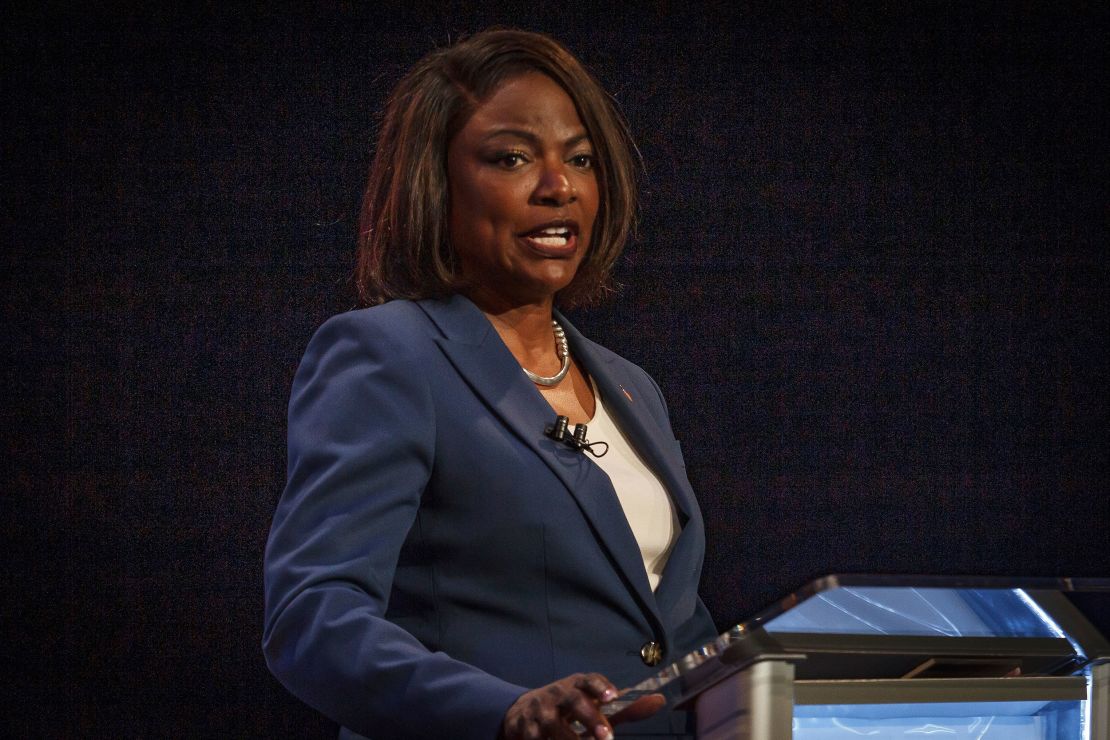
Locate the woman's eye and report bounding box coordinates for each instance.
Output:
[570,153,595,169]
[495,152,528,168]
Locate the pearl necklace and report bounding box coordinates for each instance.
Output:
[523,321,570,386]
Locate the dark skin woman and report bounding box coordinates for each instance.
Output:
[448,70,657,740]
[264,30,716,740]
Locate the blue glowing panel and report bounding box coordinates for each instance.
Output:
[793,700,1081,739]
[764,587,1060,637]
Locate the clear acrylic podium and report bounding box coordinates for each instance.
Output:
[619,575,1109,739]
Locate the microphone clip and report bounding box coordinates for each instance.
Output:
[545,415,608,457]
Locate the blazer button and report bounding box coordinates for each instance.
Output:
[640,640,663,666]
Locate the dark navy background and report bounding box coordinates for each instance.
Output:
[3,2,1107,736]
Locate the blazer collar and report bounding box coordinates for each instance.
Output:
[416,295,698,633]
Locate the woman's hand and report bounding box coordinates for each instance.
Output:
[500,673,665,740]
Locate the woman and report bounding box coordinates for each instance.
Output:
[263,30,717,740]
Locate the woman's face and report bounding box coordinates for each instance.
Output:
[447,72,599,308]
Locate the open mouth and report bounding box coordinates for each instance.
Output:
[520,221,580,254]
[527,226,573,247]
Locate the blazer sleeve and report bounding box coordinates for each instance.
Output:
[262,310,525,740]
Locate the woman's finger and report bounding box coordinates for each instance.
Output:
[557,687,612,739]
[577,673,619,703]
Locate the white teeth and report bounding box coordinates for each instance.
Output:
[526,226,572,248]
[531,236,568,247]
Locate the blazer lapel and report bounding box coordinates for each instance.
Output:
[556,315,697,523]
[558,315,704,632]
[416,296,665,632]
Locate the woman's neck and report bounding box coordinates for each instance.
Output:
[466,290,561,372]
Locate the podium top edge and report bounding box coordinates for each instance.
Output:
[806,574,1110,593]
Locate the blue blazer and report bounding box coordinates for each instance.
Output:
[263,294,716,740]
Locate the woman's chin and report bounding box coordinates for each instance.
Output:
[469,272,578,308]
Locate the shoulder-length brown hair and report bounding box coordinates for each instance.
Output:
[356,29,638,308]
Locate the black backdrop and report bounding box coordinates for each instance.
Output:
[4,2,1108,737]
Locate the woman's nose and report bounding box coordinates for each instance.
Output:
[531,165,576,207]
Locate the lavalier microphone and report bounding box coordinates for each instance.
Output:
[544,415,608,457]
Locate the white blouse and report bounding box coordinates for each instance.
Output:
[583,382,679,591]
